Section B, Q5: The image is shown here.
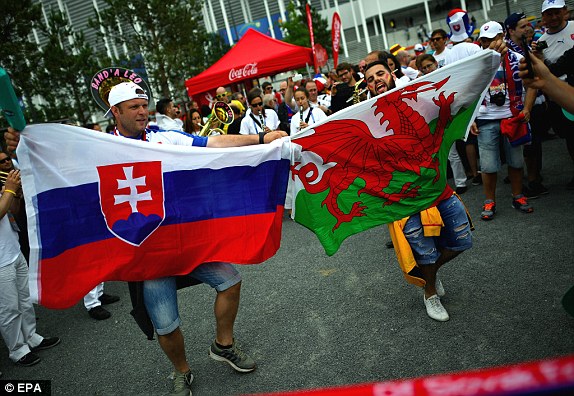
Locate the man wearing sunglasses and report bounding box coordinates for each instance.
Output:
[215,87,230,104]
[429,29,450,68]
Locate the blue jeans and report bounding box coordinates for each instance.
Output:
[476,119,524,173]
[403,194,473,265]
[143,262,241,335]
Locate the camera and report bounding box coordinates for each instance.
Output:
[536,40,548,51]
[490,92,506,107]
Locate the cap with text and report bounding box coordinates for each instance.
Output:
[104,82,149,117]
[542,0,566,14]
[479,21,504,39]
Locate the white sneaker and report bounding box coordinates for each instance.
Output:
[424,294,450,321]
[436,278,445,297]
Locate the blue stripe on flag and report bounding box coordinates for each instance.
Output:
[37,160,290,259]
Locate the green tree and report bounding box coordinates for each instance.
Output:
[1,1,103,125]
[280,1,332,60]
[96,0,229,101]
[0,0,44,125]
[34,10,102,124]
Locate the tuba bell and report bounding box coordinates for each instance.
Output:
[198,101,234,137]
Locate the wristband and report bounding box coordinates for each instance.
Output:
[4,189,17,197]
[258,132,265,144]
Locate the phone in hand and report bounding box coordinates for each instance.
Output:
[520,35,535,79]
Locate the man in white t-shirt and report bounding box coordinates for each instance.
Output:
[154,98,184,131]
[429,29,451,68]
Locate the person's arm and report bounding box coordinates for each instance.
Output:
[284,77,296,109]
[4,127,20,154]
[0,170,21,220]
[206,131,287,148]
[521,87,537,122]
[519,55,574,114]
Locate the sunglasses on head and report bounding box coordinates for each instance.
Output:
[0,157,11,164]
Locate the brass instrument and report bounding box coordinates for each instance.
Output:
[346,78,368,104]
[0,171,8,184]
[259,112,268,133]
[198,101,234,137]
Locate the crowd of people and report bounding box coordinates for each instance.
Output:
[1,0,573,394]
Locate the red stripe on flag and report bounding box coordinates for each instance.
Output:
[36,208,284,308]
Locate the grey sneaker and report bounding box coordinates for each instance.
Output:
[423,294,449,322]
[166,370,193,396]
[209,339,256,373]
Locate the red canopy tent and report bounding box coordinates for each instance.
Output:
[185,29,314,97]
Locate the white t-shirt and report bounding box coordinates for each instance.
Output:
[155,114,184,131]
[112,127,208,147]
[316,94,332,109]
[401,65,420,80]
[290,106,328,135]
[540,21,574,67]
[477,50,525,120]
[443,42,481,66]
[433,47,451,68]
[239,109,280,135]
[0,211,21,268]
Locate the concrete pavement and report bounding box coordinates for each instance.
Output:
[1,137,573,395]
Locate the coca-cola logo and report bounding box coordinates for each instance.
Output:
[228,63,258,81]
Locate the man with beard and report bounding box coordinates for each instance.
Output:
[363,60,473,322]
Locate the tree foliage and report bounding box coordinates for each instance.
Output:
[96,0,229,101]
[0,0,44,125]
[280,1,332,57]
[1,0,228,130]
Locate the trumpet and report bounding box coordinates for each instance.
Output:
[0,171,8,184]
[346,78,368,104]
[198,101,234,137]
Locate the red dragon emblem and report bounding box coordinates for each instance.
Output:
[292,78,455,231]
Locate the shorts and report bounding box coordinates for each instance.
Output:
[143,262,241,335]
[403,194,472,265]
[476,119,524,173]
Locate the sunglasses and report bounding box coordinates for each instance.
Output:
[430,37,445,42]
[0,157,11,164]
[216,93,228,98]
[251,102,263,107]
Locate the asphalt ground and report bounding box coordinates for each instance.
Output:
[1,137,573,396]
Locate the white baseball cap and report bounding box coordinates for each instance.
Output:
[414,43,425,52]
[104,82,149,117]
[479,21,504,39]
[542,0,566,14]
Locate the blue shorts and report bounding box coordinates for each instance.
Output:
[476,119,524,173]
[403,194,473,265]
[143,262,241,335]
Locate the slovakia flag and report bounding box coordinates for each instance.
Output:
[17,124,290,308]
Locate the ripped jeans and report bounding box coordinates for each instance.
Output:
[403,194,473,265]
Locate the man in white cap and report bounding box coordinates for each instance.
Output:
[442,8,481,195]
[537,0,574,189]
[474,21,536,221]
[5,81,287,396]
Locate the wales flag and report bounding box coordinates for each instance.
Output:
[290,50,500,255]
